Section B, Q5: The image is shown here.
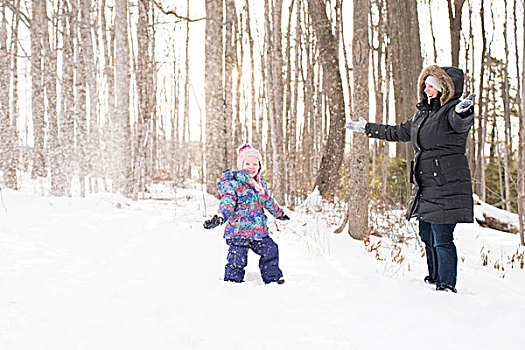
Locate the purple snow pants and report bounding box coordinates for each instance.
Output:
[224,236,283,284]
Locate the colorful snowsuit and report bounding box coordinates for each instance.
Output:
[218,169,283,240]
[217,169,284,283]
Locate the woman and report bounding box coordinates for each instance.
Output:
[346,65,475,293]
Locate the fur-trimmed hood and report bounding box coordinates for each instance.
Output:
[418,65,464,105]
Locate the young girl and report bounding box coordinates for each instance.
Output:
[203,144,290,284]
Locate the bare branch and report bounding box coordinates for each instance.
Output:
[148,0,206,22]
[1,0,30,28]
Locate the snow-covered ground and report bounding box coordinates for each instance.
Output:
[0,184,524,349]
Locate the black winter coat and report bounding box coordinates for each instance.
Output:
[365,66,474,224]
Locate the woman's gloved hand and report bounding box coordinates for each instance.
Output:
[455,93,476,116]
[346,117,367,133]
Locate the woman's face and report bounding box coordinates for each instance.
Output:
[242,156,260,178]
[424,83,439,101]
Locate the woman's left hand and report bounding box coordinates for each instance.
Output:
[455,93,476,115]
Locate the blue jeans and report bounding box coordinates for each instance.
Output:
[418,219,457,288]
[224,236,283,284]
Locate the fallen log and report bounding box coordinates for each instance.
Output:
[476,213,519,234]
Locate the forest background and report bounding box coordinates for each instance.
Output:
[0,0,524,244]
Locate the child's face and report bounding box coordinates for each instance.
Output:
[242,156,260,178]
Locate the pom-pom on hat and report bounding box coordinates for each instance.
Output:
[425,75,442,92]
[237,144,263,170]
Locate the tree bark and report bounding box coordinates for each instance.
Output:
[43,0,63,195]
[114,0,132,195]
[132,0,153,199]
[501,0,511,212]
[245,1,258,148]
[386,0,422,162]
[60,0,76,196]
[308,0,346,198]
[101,0,115,192]
[348,0,370,240]
[0,5,17,188]
[518,4,525,246]
[76,0,88,197]
[447,0,466,68]
[475,1,488,200]
[3,2,20,189]
[31,0,46,178]
[264,0,285,204]
[205,0,224,197]
[224,0,234,167]
[79,0,100,194]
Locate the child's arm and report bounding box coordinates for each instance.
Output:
[218,181,238,221]
[261,180,284,219]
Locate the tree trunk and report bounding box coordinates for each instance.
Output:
[427,1,438,62]
[308,0,346,198]
[79,0,100,194]
[348,0,370,240]
[447,0,466,67]
[102,0,115,192]
[3,2,20,189]
[386,0,422,162]
[61,0,76,196]
[31,0,46,178]
[245,1,258,148]
[465,2,475,180]
[132,0,153,199]
[183,0,191,178]
[43,0,63,195]
[264,0,285,204]
[475,1,488,200]
[76,0,88,197]
[205,0,224,197]
[0,5,17,189]
[519,5,525,246]
[502,0,512,212]
[114,0,132,195]
[223,0,234,168]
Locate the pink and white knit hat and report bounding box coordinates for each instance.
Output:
[236,144,263,170]
[237,144,265,197]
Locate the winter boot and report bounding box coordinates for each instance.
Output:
[436,284,457,293]
[424,276,437,285]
